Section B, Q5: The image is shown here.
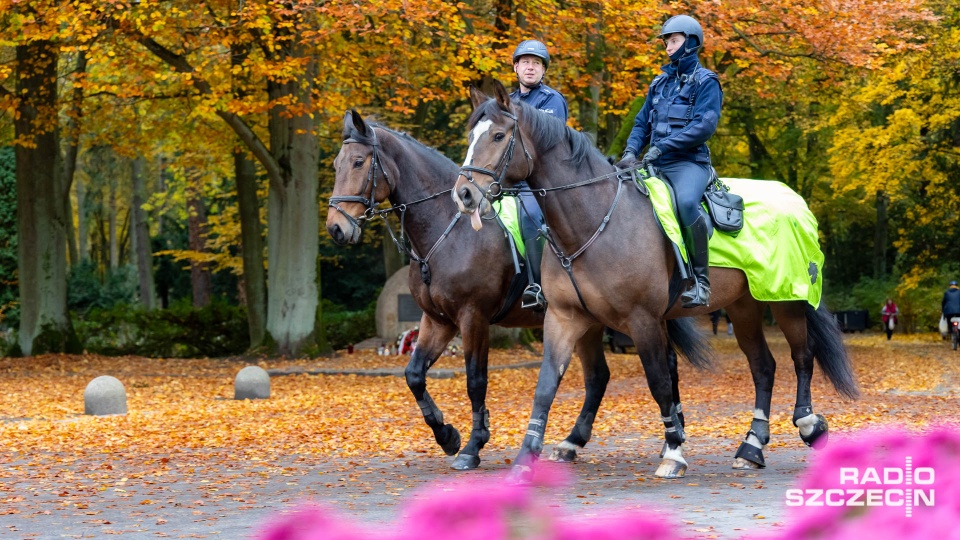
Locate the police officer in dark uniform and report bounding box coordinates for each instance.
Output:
[616,15,722,308]
[510,39,568,310]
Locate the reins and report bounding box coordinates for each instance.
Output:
[462,104,650,317]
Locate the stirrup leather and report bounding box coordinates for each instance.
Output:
[521,283,547,311]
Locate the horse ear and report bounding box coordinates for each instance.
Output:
[342,110,357,140]
[469,86,488,109]
[493,80,511,110]
[349,109,371,137]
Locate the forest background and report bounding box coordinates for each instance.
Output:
[0,0,957,359]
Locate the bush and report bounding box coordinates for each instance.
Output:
[76,299,248,358]
[322,299,376,350]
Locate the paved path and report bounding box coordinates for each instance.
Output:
[3,438,809,539]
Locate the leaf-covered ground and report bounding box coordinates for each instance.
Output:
[0,327,957,537]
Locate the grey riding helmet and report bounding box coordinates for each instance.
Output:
[512,40,550,69]
[659,15,704,52]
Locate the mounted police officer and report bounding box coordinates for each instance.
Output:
[510,39,569,311]
[616,15,722,308]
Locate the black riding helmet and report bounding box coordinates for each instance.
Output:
[659,15,704,62]
[512,40,550,69]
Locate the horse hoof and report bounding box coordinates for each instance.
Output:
[505,464,534,485]
[548,443,580,463]
[655,459,687,479]
[799,414,829,449]
[732,457,763,470]
[451,453,480,470]
[439,424,462,456]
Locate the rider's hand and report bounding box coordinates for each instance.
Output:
[615,151,638,170]
[640,146,662,166]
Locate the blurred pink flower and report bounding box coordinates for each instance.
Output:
[769,425,960,540]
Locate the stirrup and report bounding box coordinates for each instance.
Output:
[681,281,710,308]
[521,284,547,311]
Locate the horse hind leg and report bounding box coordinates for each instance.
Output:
[628,319,687,479]
[550,324,609,463]
[772,302,834,449]
[726,299,775,470]
[403,318,462,460]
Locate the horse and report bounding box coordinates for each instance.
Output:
[452,82,858,481]
[326,109,711,470]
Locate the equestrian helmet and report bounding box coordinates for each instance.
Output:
[659,15,704,50]
[513,40,550,69]
[951,280,958,286]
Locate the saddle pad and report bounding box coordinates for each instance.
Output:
[493,196,525,257]
[642,176,824,307]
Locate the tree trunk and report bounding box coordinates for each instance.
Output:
[874,190,888,279]
[234,148,267,349]
[62,50,86,267]
[579,2,603,141]
[265,53,325,356]
[131,156,155,309]
[14,40,79,356]
[76,177,88,262]
[186,178,212,308]
[108,171,119,270]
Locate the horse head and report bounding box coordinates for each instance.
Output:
[327,109,396,245]
[454,81,536,231]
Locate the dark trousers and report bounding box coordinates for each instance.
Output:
[655,159,712,227]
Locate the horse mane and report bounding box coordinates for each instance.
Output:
[344,120,453,166]
[467,98,601,169]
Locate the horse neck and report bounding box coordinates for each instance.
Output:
[525,145,624,250]
[378,131,461,253]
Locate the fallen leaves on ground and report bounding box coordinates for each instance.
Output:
[0,327,956,521]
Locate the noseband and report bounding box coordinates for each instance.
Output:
[328,129,392,230]
[458,110,533,202]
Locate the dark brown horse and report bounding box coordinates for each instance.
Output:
[452,82,858,481]
[326,110,709,470]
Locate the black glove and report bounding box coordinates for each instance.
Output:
[640,146,661,165]
[614,151,638,170]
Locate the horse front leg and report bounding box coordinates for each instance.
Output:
[403,316,461,458]
[451,316,492,470]
[550,323,610,463]
[507,311,591,483]
[727,300,775,469]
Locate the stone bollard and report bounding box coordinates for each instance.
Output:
[235,366,270,400]
[84,375,128,416]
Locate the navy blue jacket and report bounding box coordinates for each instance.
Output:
[625,55,722,164]
[943,287,960,315]
[511,82,568,123]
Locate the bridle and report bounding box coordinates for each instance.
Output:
[457,109,533,202]
[327,128,393,230]
[326,126,465,286]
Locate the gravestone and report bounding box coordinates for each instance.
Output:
[377,265,422,340]
[84,376,128,416]
[235,366,271,400]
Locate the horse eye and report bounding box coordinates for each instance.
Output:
[353,158,364,168]
[494,132,505,142]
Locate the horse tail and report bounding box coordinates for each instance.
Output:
[666,317,713,369]
[806,303,860,399]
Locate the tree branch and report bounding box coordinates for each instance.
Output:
[125,28,282,184]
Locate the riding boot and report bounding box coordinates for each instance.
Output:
[521,237,547,311]
[680,215,710,308]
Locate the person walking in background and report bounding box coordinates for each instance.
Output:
[881,298,899,340]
